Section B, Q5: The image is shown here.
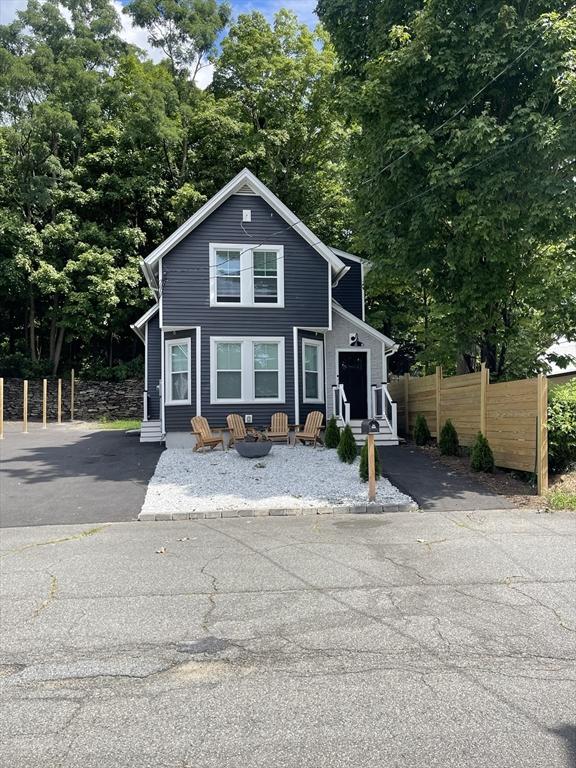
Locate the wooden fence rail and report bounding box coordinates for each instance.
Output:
[388,365,548,494]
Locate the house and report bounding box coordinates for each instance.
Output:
[131,169,399,447]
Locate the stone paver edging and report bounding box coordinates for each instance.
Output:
[138,502,419,521]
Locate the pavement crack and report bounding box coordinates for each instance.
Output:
[30,573,58,620]
[0,526,107,559]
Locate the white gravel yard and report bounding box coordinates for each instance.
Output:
[140,445,414,518]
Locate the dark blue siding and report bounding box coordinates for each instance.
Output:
[161,193,331,430]
[333,257,363,319]
[146,312,161,420]
[164,330,197,432]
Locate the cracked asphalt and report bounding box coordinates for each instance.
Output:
[0,509,575,767]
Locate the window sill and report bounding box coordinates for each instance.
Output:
[210,399,285,405]
[210,302,285,309]
[303,398,325,405]
[165,400,192,406]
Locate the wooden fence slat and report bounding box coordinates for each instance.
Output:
[70,369,75,422]
[57,379,62,424]
[42,378,47,429]
[23,380,28,433]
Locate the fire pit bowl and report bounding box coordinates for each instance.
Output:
[234,440,273,459]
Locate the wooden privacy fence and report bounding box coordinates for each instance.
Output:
[388,365,548,494]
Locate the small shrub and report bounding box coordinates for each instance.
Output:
[439,419,459,456]
[548,379,576,474]
[470,432,495,473]
[324,415,341,449]
[413,414,431,446]
[337,424,357,464]
[359,439,382,482]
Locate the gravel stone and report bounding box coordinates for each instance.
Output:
[140,445,413,517]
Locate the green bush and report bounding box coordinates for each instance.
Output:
[337,424,357,464]
[439,419,459,456]
[324,415,341,449]
[413,414,431,446]
[359,439,382,482]
[470,432,495,473]
[548,378,576,474]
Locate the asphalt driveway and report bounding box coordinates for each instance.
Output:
[0,510,574,767]
[380,444,514,511]
[0,424,163,527]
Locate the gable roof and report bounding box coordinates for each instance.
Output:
[130,303,159,341]
[332,301,397,349]
[142,169,347,282]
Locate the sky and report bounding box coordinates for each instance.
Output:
[0,0,318,88]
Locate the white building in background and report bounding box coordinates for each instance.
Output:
[547,338,576,375]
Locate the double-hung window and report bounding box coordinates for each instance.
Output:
[302,339,324,403]
[210,244,284,307]
[211,337,285,403]
[166,338,191,405]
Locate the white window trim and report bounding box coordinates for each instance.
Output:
[209,243,285,308]
[165,337,192,406]
[210,336,285,404]
[302,338,325,404]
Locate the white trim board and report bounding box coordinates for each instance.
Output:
[330,247,373,275]
[131,304,159,341]
[143,169,347,279]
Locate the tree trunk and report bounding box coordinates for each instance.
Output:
[52,327,65,376]
[29,291,37,362]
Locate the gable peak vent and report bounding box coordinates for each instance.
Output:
[235,183,257,195]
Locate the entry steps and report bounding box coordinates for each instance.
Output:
[336,418,399,447]
[140,420,163,443]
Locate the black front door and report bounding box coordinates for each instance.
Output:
[338,351,368,419]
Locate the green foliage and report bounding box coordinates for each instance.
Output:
[548,379,576,474]
[0,0,351,378]
[470,433,495,473]
[337,424,357,464]
[413,414,431,446]
[319,1,576,379]
[324,415,341,449]
[439,419,459,456]
[359,438,381,482]
[547,487,576,511]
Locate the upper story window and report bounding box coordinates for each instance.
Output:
[209,243,284,308]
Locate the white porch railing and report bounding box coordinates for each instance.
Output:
[372,383,397,436]
[143,390,148,422]
[332,384,351,425]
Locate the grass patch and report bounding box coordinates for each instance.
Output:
[547,489,576,511]
[97,419,140,430]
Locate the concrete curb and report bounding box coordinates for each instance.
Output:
[138,502,419,521]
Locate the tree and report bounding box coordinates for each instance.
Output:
[123,0,230,83]
[212,10,353,245]
[318,1,576,378]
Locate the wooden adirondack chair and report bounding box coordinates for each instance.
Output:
[191,416,224,452]
[226,413,248,447]
[266,412,289,444]
[294,411,324,448]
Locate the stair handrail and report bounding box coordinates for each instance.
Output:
[332,383,350,424]
[372,383,397,436]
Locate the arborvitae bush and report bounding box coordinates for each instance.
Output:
[324,415,341,449]
[414,414,431,446]
[548,379,576,473]
[337,424,357,463]
[470,432,495,473]
[359,439,382,482]
[439,419,459,456]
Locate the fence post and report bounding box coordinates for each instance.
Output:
[403,373,410,435]
[435,366,442,437]
[57,378,62,424]
[23,380,28,433]
[42,378,47,429]
[0,377,3,440]
[70,368,75,422]
[480,363,488,436]
[537,374,548,496]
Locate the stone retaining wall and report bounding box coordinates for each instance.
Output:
[1,377,144,422]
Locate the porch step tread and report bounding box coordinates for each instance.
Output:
[140,420,163,444]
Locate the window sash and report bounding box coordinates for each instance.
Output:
[210,244,283,307]
[166,339,191,405]
[211,338,285,403]
[302,340,324,403]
